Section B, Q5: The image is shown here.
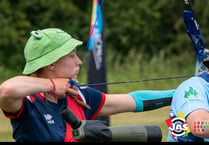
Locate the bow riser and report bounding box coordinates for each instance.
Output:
[183,0,208,75]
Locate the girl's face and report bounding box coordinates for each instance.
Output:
[54,49,82,79]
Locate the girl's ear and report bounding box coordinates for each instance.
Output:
[48,63,56,71]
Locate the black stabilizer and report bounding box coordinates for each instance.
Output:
[83,120,112,142]
[61,107,162,142]
[145,125,162,142]
[60,106,81,129]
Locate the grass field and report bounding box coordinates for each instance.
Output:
[0,111,13,142]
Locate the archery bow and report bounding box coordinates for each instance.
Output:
[69,75,192,88]
[183,0,208,75]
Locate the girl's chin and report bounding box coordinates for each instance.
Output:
[70,75,77,79]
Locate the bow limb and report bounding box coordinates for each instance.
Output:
[183,0,208,75]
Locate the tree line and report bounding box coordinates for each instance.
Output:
[1,0,209,72]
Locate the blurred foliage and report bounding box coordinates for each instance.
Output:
[0,0,209,72]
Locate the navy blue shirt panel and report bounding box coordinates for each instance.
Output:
[11,97,67,142]
[80,87,104,119]
[7,87,104,142]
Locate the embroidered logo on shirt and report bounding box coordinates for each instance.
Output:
[184,86,198,98]
[44,113,55,124]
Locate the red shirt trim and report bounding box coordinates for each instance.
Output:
[90,92,106,120]
[2,98,25,119]
[64,94,86,142]
[36,93,44,100]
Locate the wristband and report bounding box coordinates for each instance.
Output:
[48,78,56,95]
[129,89,175,112]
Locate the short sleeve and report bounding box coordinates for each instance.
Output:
[171,77,209,118]
[79,87,106,120]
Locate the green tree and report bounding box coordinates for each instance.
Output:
[0,0,209,72]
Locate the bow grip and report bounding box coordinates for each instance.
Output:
[69,79,80,88]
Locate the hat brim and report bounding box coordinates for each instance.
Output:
[23,38,83,75]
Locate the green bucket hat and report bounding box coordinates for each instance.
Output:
[23,28,83,75]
